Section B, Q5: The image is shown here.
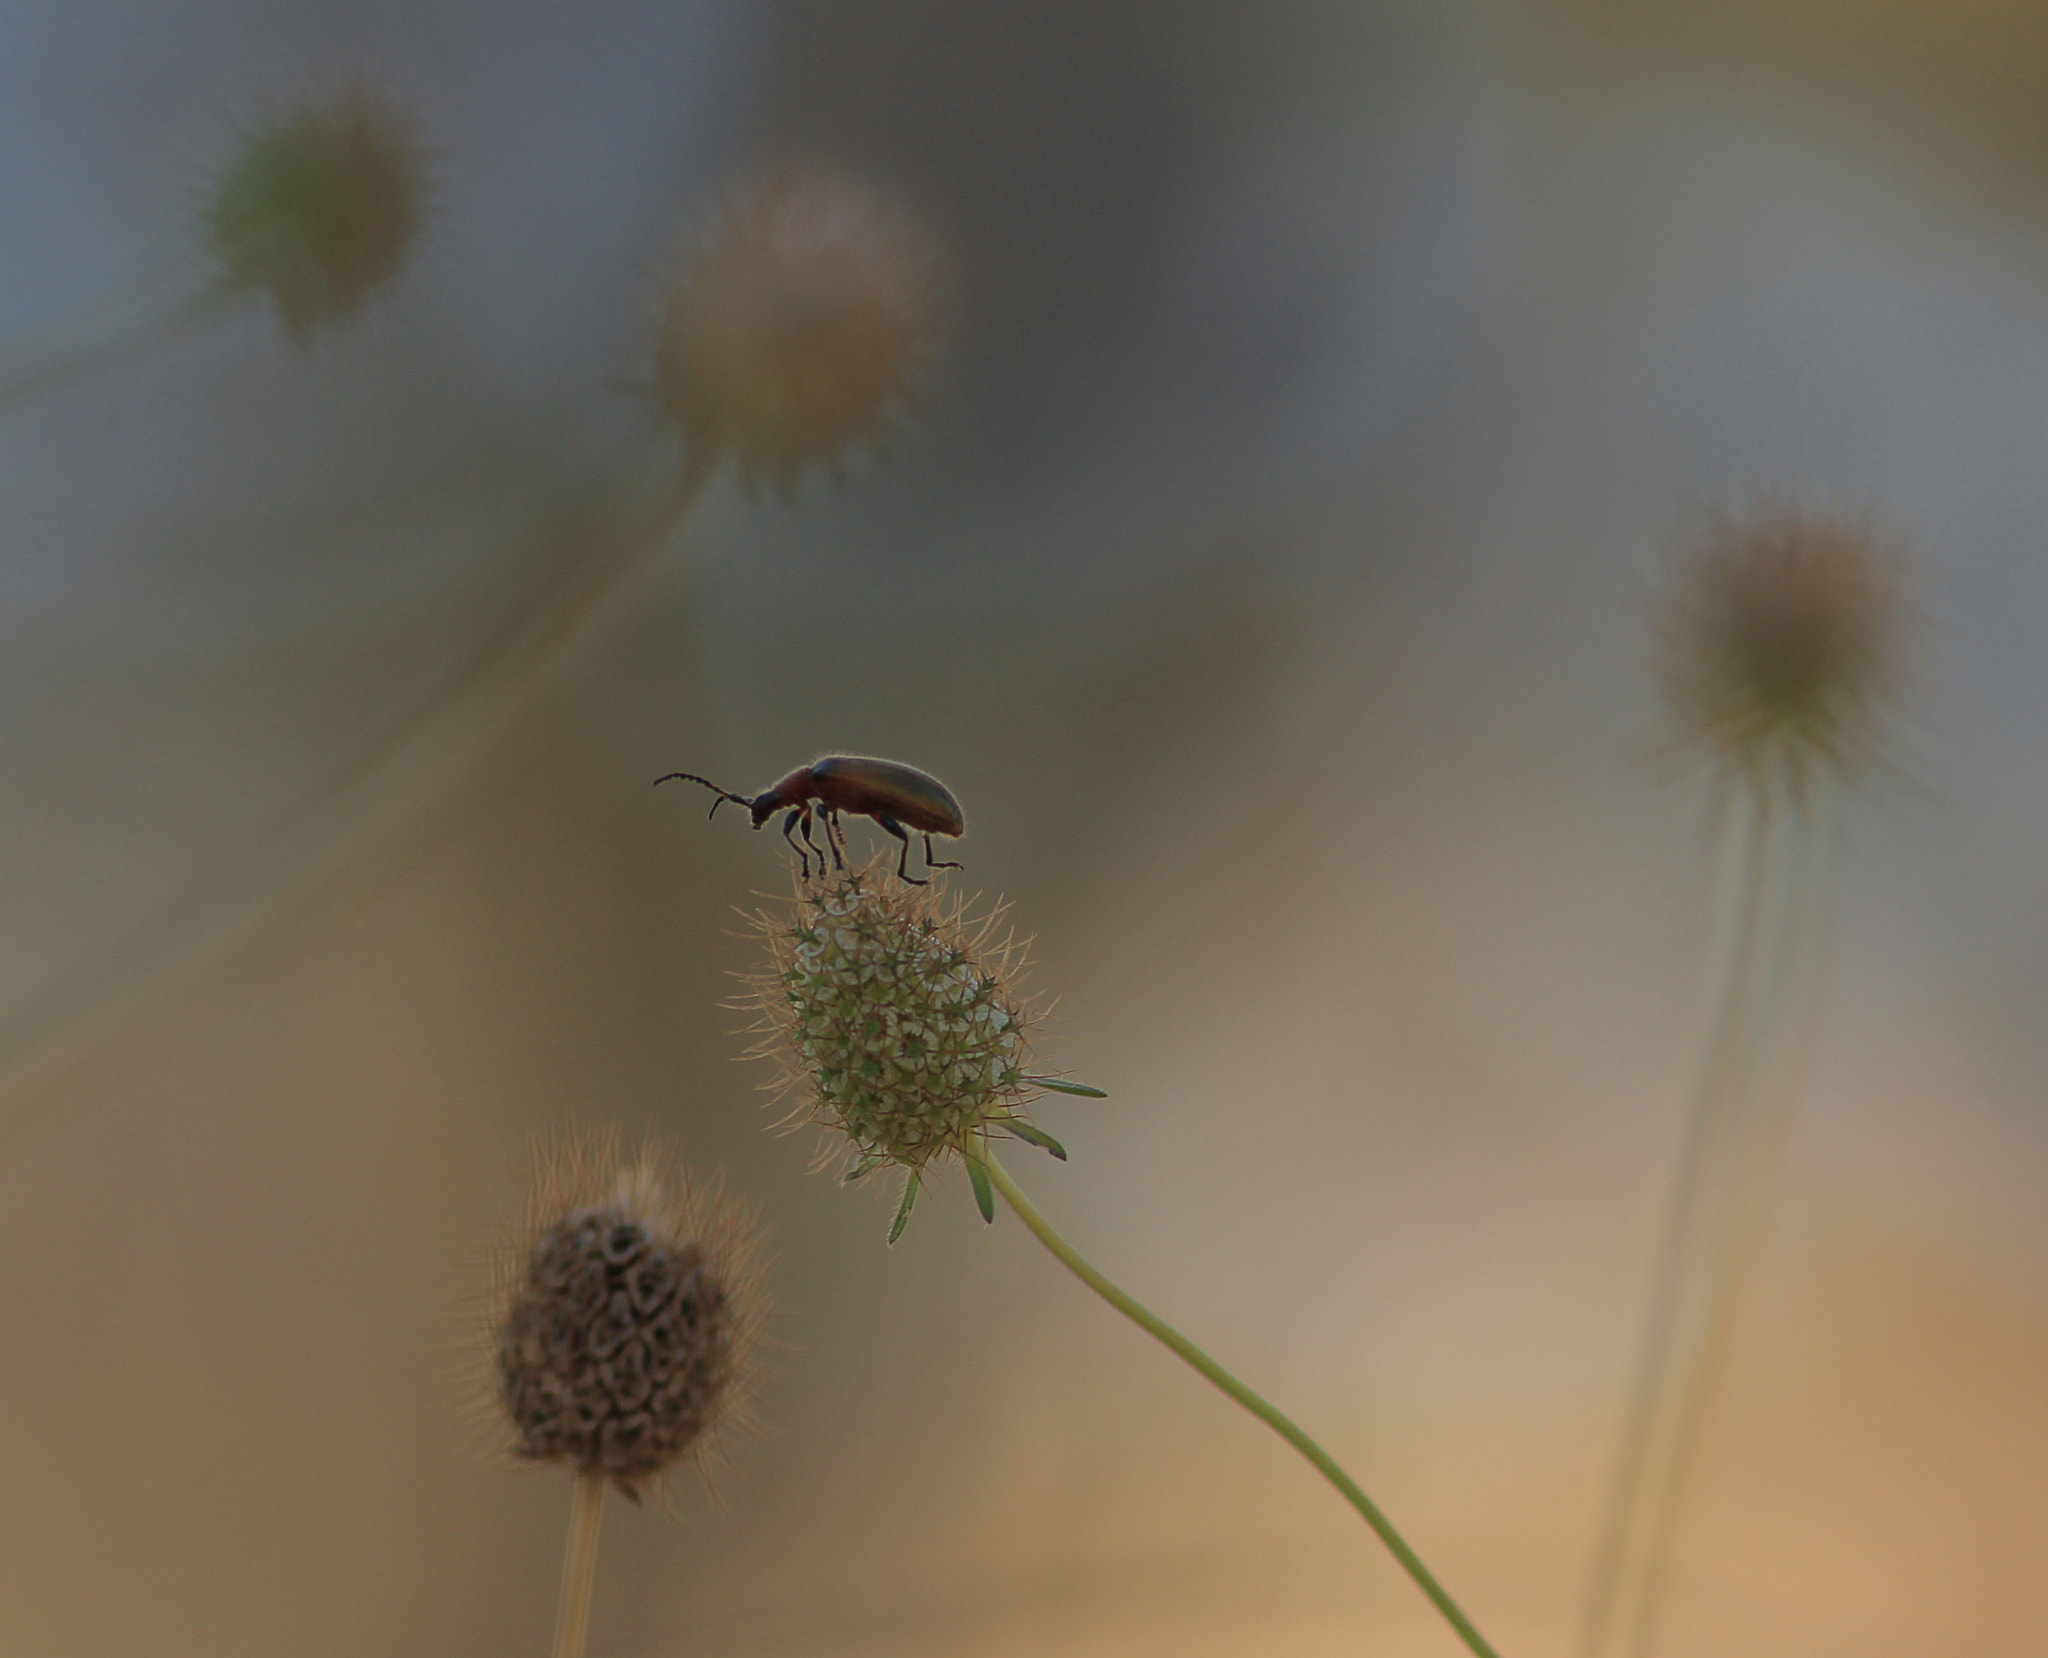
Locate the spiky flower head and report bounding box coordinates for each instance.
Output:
[1656,506,1907,799]
[744,861,1078,1240]
[481,1130,766,1501]
[652,165,948,494]
[204,86,426,340]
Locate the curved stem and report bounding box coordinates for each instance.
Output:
[976,1148,1502,1658]
[552,1470,608,1658]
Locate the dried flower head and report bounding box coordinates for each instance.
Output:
[652,166,948,494]
[743,860,1076,1240]
[204,87,427,340]
[1656,506,1907,797]
[480,1130,766,1502]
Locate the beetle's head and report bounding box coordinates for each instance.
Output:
[749,794,777,829]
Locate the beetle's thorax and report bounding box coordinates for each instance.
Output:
[752,765,819,826]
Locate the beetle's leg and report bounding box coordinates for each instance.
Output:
[922,833,962,873]
[795,806,831,876]
[875,815,926,884]
[824,808,848,872]
[779,808,814,881]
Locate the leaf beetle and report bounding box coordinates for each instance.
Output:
[657,755,965,884]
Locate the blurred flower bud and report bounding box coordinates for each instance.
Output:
[1656,506,1907,796]
[745,861,1064,1237]
[483,1131,766,1501]
[204,87,427,340]
[653,167,948,494]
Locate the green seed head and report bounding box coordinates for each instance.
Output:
[746,863,1043,1177]
[1656,506,1907,799]
[482,1132,766,1502]
[204,87,426,340]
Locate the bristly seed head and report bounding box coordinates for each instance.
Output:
[1656,505,1908,800]
[651,165,949,495]
[480,1130,766,1502]
[204,86,427,341]
[742,860,1052,1226]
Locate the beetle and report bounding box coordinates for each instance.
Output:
[656,755,965,884]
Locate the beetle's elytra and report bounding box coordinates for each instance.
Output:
[657,755,965,884]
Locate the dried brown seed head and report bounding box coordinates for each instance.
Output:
[480,1131,766,1502]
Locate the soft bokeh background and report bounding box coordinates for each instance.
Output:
[2,2,2046,1654]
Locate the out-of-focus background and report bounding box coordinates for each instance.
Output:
[1,2,2045,1654]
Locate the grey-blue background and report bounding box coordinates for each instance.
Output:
[0,3,2043,1653]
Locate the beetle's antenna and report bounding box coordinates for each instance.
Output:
[655,772,753,820]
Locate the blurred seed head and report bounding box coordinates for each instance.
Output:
[480,1129,767,1502]
[652,166,949,494]
[743,861,1047,1180]
[203,86,427,341]
[1656,506,1907,797]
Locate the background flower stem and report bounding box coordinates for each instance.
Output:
[1580,780,1840,1658]
[552,1470,608,1658]
[975,1147,1504,1658]
[0,266,229,413]
[0,445,715,1139]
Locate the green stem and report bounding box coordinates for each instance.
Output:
[976,1148,1502,1658]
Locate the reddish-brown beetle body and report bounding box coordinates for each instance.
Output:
[657,755,965,883]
